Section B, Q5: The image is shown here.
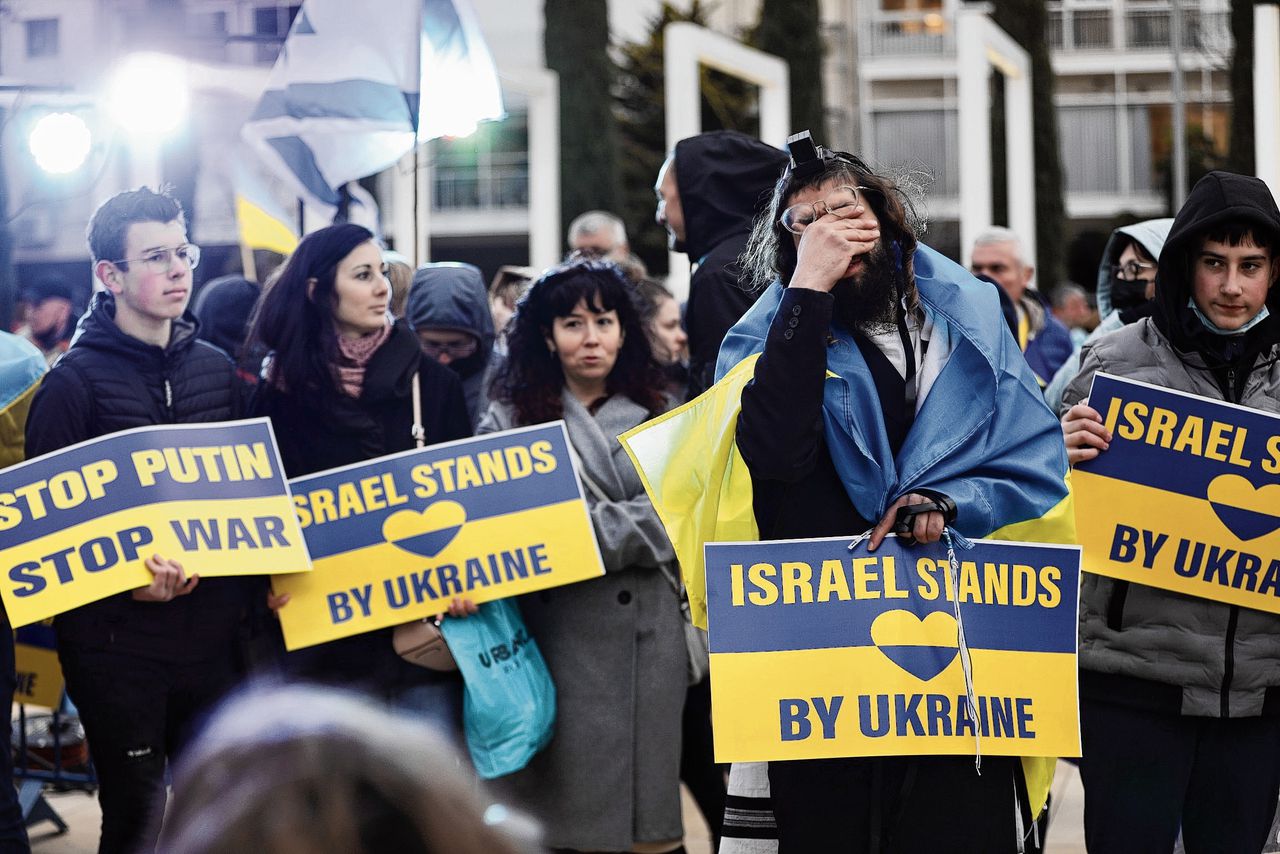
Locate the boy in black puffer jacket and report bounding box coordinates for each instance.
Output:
[25,188,252,854]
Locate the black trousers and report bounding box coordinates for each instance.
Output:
[768,754,1032,853]
[60,646,240,854]
[1079,696,1280,854]
[0,625,29,854]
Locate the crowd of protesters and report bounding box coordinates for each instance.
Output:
[0,125,1276,854]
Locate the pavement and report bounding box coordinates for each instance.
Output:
[25,762,1091,853]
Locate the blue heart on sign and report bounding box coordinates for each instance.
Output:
[870,610,960,682]
[382,501,467,558]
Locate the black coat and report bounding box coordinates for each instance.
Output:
[251,321,471,694]
[735,287,877,540]
[675,131,789,396]
[25,292,252,662]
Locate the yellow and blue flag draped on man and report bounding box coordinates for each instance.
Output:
[620,244,1076,815]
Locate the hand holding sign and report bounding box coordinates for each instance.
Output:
[132,554,199,602]
[1061,402,1112,465]
[1074,374,1280,612]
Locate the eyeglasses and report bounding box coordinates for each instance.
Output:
[779,186,872,234]
[1109,259,1156,281]
[112,244,201,273]
[419,337,479,359]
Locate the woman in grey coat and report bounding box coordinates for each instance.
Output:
[478,258,687,854]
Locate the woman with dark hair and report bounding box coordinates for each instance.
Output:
[479,258,687,854]
[247,223,472,708]
[633,279,690,405]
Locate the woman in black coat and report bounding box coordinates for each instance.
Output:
[247,224,471,712]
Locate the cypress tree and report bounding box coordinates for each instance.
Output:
[753,0,826,137]
[545,0,622,239]
[991,0,1067,291]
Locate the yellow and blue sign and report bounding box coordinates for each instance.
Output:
[274,422,605,650]
[1074,373,1280,613]
[706,535,1081,763]
[0,419,309,628]
[14,621,62,708]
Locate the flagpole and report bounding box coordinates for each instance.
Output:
[241,244,257,282]
[413,146,420,267]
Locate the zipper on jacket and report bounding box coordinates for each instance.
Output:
[1222,605,1239,717]
[1227,368,1237,402]
[163,377,174,419]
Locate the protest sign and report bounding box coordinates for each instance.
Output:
[705,535,1081,763]
[274,422,605,650]
[14,621,62,708]
[1074,373,1280,612]
[0,419,309,627]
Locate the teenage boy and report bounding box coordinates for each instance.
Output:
[1062,171,1280,853]
[25,188,250,854]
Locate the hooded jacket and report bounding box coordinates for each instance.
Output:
[1096,218,1174,318]
[1062,171,1280,717]
[673,131,788,396]
[1047,218,1174,413]
[404,263,497,428]
[192,275,262,361]
[24,292,250,662]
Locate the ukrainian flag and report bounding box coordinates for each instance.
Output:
[620,244,1075,816]
[0,333,46,469]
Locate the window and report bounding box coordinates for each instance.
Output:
[433,112,530,212]
[1059,105,1119,192]
[871,109,958,195]
[25,18,59,59]
[254,5,301,64]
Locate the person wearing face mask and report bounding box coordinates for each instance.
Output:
[405,262,500,429]
[654,132,789,397]
[1060,172,1280,854]
[1044,218,1173,413]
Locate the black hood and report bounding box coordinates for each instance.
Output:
[192,275,262,358]
[70,291,200,361]
[1155,170,1280,359]
[673,130,788,262]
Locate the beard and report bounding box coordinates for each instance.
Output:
[831,241,909,336]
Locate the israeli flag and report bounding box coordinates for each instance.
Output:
[241,0,504,220]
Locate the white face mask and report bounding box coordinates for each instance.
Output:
[1188,298,1271,336]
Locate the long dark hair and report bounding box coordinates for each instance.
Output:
[494,258,665,425]
[247,224,375,395]
[741,149,924,295]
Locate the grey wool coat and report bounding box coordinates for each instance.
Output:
[478,391,686,852]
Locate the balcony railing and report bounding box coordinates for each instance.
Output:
[862,4,1230,57]
[433,159,529,211]
[862,14,953,57]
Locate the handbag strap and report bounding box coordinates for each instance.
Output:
[411,372,425,449]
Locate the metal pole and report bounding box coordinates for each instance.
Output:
[1170,0,1188,208]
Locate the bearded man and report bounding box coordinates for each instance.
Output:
[626,132,1075,853]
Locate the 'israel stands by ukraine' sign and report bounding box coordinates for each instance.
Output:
[704,535,1082,763]
[1074,373,1280,612]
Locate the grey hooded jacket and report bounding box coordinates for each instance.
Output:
[1046,218,1173,413]
[1062,173,1280,718]
[405,263,499,428]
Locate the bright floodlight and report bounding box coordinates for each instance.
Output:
[106,52,189,137]
[29,112,93,174]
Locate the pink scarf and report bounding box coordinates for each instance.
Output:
[335,322,392,398]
